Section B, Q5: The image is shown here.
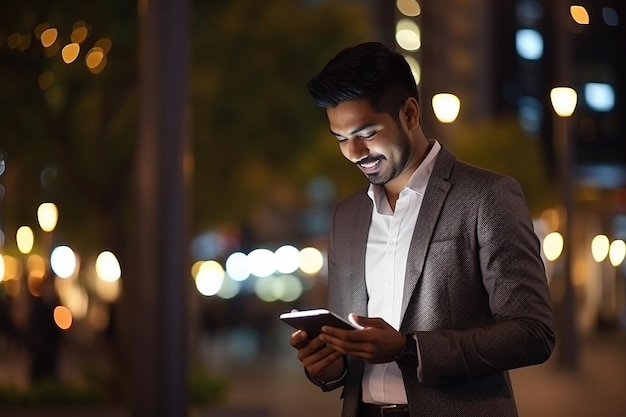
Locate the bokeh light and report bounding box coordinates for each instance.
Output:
[299,247,324,275]
[591,234,610,262]
[543,232,564,261]
[16,226,34,254]
[54,305,73,330]
[50,245,77,278]
[95,251,121,282]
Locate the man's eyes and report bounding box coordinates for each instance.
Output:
[335,130,378,142]
[357,131,377,140]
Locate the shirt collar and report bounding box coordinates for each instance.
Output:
[367,140,441,207]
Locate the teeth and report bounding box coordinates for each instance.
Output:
[360,159,379,168]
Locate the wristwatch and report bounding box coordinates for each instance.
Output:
[394,333,418,369]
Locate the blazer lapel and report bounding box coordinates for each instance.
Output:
[401,147,454,321]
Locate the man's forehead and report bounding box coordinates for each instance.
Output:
[327,100,388,132]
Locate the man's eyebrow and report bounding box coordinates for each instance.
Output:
[330,123,380,138]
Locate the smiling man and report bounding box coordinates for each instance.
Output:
[288,42,556,417]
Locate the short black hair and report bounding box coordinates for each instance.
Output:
[307,42,419,117]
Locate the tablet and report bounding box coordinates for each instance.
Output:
[280,309,359,338]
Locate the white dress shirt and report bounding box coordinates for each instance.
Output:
[362,140,441,405]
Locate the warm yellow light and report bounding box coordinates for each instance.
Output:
[550,87,577,117]
[95,251,122,282]
[0,255,21,281]
[570,6,590,24]
[94,38,112,54]
[71,26,88,44]
[395,19,421,51]
[37,202,58,232]
[27,255,47,279]
[40,28,58,48]
[7,33,19,49]
[609,240,626,267]
[397,0,421,17]
[591,234,610,262]
[61,43,80,63]
[85,47,104,69]
[95,278,121,303]
[432,93,461,123]
[16,226,35,254]
[299,247,324,275]
[543,232,564,261]
[34,23,50,39]
[196,260,225,296]
[0,255,4,282]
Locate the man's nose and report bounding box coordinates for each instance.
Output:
[347,139,368,163]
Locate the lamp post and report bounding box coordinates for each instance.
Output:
[550,86,578,369]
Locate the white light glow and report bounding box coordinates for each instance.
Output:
[50,245,77,278]
[225,251,250,281]
[246,248,276,277]
[516,29,543,60]
[275,245,301,274]
[584,83,615,112]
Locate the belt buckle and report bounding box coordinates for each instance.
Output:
[379,404,407,416]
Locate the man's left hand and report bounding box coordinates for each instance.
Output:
[319,314,406,364]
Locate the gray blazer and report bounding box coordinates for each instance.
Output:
[326,146,555,417]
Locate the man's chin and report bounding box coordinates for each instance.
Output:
[364,172,388,185]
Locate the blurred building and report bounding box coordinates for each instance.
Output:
[380,0,626,335]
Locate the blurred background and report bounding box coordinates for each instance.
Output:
[0,0,625,416]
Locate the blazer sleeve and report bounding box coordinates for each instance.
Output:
[415,175,555,386]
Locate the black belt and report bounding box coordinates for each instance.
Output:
[359,402,409,417]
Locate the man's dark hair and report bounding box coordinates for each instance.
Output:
[307,42,419,117]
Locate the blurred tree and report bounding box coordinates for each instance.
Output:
[191,0,369,235]
[0,0,371,401]
[0,0,370,253]
[449,117,558,216]
[0,1,137,257]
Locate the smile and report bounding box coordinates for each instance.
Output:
[357,157,383,173]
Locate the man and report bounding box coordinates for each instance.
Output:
[289,42,555,417]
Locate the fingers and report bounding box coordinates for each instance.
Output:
[290,330,309,349]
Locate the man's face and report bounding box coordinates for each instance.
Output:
[326,98,411,185]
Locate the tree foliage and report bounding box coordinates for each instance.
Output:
[0,0,371,258]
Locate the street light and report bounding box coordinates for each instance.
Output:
[550,85,578,369]
[550,87,577,117]
[432,93,461,123]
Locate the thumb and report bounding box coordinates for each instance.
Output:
[348,313,371,329]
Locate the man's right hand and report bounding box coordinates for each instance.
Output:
[290,329,346,382]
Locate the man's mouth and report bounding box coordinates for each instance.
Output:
[357,157,383,172]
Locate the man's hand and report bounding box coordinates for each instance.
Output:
[319,314,406,364]
[290,329,345,381]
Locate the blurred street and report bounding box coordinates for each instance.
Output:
[207,326,626,417]
[1,325,625,416]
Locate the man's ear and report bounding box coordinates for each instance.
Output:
[401,97,420,129]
